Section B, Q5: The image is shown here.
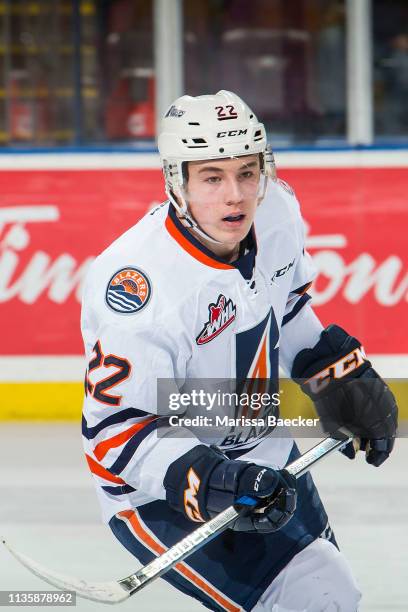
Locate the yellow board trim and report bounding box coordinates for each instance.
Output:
[0,380,407,420]
[279,379,408,420]
[0,382,83,420]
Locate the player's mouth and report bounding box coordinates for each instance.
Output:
[222,213,246,226]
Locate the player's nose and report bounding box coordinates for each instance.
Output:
[224,176,244,205]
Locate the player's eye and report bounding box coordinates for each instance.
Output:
[239,170,254,180]
[205,176,221,184]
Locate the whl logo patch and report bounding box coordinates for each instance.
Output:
[196,294,236,345]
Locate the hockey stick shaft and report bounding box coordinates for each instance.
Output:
[2,436,350,604]
[119,436,350,596]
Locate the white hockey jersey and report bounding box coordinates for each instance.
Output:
[81,179,319,523]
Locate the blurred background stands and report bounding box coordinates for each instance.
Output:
[0,0,406,149]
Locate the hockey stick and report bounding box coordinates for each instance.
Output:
[2,436,351,605]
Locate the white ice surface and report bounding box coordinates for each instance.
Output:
[0,424,406,611]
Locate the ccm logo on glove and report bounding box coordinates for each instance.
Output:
[254,468,267,492]
[292,325,398,467]
[306,346,366,394]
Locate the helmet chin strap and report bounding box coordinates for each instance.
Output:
[167,173,269,247]
[168,187,223,245]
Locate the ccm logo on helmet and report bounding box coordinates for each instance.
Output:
[217,129,248,138]
[306,347,367,394]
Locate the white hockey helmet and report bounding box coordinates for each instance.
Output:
[158,90,275,194]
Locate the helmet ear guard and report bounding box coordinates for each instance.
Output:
[262,146,276,180]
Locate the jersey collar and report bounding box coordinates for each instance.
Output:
[165,204,257,279]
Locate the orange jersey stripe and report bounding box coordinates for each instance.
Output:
[118,509,242,612]
[85,453,126,484]
[94,417,157,461]
[165,215,233,271]
[241,330,269,418]
[257,337,268,379]
[295,281,312,296]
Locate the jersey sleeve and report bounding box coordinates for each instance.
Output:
[279,189,323,374]
[282,203,317,328]
[81,289,201,502]
[279,302,324,376]
[282,250,316,326]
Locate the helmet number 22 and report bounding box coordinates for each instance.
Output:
[215,105,238,120]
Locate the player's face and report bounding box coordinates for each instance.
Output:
[185,155,261,259]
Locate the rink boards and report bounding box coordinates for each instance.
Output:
[0,150,407,420]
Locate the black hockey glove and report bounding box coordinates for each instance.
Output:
[164,445,297,533]
[291,324,398,467]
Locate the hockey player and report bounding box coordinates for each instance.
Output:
[81,91,397,611]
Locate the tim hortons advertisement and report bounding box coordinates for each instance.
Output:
[0,166,406,356]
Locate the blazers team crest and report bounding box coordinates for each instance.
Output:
[196,294,236,345]
[106,267,152,314]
